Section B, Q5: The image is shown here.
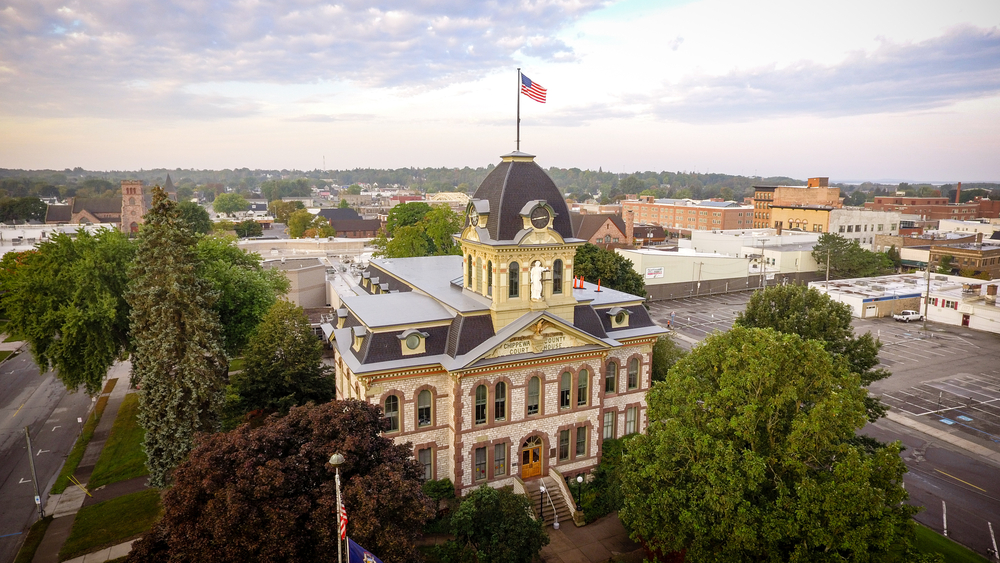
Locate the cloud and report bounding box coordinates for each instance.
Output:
[0,0,607,118]
[285,113,376,122]
[640,25,1000,122]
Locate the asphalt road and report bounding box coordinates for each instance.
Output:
[0,351,94,563]
[865,420,1000,558]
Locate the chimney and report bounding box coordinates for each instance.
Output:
[776,222,783,235]
[987,284,997,304]
[956,182,962,204]
[626,210,635,247]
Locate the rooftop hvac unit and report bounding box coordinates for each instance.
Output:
[857,281,869,286]
[871,284,887,291]
[935,276,948,281]
[904,279,919,285]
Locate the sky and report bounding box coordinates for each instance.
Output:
[1,0,999,182]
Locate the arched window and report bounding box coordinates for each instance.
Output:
[560,372,571,409]
[509,262,519,298]
[605,361,618,394]
[467,255,473,288]
[527,376,540,415]
[476,257,482,293]
[604,235,611,243]
[628,358,639,390]
[417,390,432,427]
[494,382,506,421]
[577,369,589,406]
[486,261,493,297]
[384,395,399,432]
[552,259,563,294]
[475,385,487,425]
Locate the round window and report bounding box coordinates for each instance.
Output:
[615,312,626,325]
[406,334,421,350]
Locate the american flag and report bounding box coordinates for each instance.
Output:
[338,499,348,540]
[521,74,547,103]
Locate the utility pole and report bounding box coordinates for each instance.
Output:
[923,262,932,331]
[825,249,831,292]
[24,427,44,519]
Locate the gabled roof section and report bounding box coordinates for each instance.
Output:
[570,213,627,241]
[45,204,71,223]
[72,198,121,214]
[471,153,573,242]
[318,208,362,222]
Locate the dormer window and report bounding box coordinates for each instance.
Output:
[398,329,429,355]
[606,307,631,328]
[336,307,348,329]
[352,326,367,352]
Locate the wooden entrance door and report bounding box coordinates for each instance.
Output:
[521,436,543,479]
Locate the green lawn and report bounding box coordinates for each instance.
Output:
[88,393,148,489]
[13,516,52,563]
[59,489,161,562]
[51,394,109,494]
[0,350,12,362]
[914,523,990,562]
[228,357,245,372]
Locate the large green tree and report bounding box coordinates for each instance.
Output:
[223,300,334,428]
[127,400,434,563]
[372,203,463,258]
[650,335,686,383]
[620,327,925,563]
[572,243,646,298]
[176,201,212,234]
[194,235,288,357]
[269,200,305,224]
[127,187,228,487]
[2,230,134,394]
[436,484,549,563]
[212,193,249,216]
[812,233,893,279]
[233,219,263,238]
[735,284,889,421]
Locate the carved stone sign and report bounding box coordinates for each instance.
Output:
[488,331,574,358]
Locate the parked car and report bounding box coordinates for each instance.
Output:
[892,310,923,322]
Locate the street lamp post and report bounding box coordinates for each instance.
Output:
[576,475,584,510]
[329,453,346,563]
[539,485,546,522]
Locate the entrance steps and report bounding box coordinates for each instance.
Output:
[522,475,573,528]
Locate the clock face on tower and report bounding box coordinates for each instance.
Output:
[530,206,550,229]
[469,211,479,226]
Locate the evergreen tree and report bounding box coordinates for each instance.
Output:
[223,300,334,428]
[127,187,227,487]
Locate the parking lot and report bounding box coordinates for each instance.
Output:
[648,292,1000,451]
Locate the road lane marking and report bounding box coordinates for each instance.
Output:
[8,402,25,419]
[935,469,987,492]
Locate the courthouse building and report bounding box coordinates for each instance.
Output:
[331,151,665,495]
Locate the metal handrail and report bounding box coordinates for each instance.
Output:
[542,482,559,529]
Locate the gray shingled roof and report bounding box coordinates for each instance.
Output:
[471,154,573,242]
[341,292,454,328]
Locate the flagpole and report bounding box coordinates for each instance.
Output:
[336,470,343,563]
[516,67,521,152]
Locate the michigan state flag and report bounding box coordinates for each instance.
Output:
[348,538,384,563]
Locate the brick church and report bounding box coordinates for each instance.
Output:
[331,151,665,495]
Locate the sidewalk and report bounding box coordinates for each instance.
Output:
[541,512,644,563]
[32,362,140,563]
[885,410,1000,466]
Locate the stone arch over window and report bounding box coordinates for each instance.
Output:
[509,261,520,298]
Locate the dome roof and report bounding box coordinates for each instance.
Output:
[471,152,573,242]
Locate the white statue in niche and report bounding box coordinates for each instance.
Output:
[530,260,548,301]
